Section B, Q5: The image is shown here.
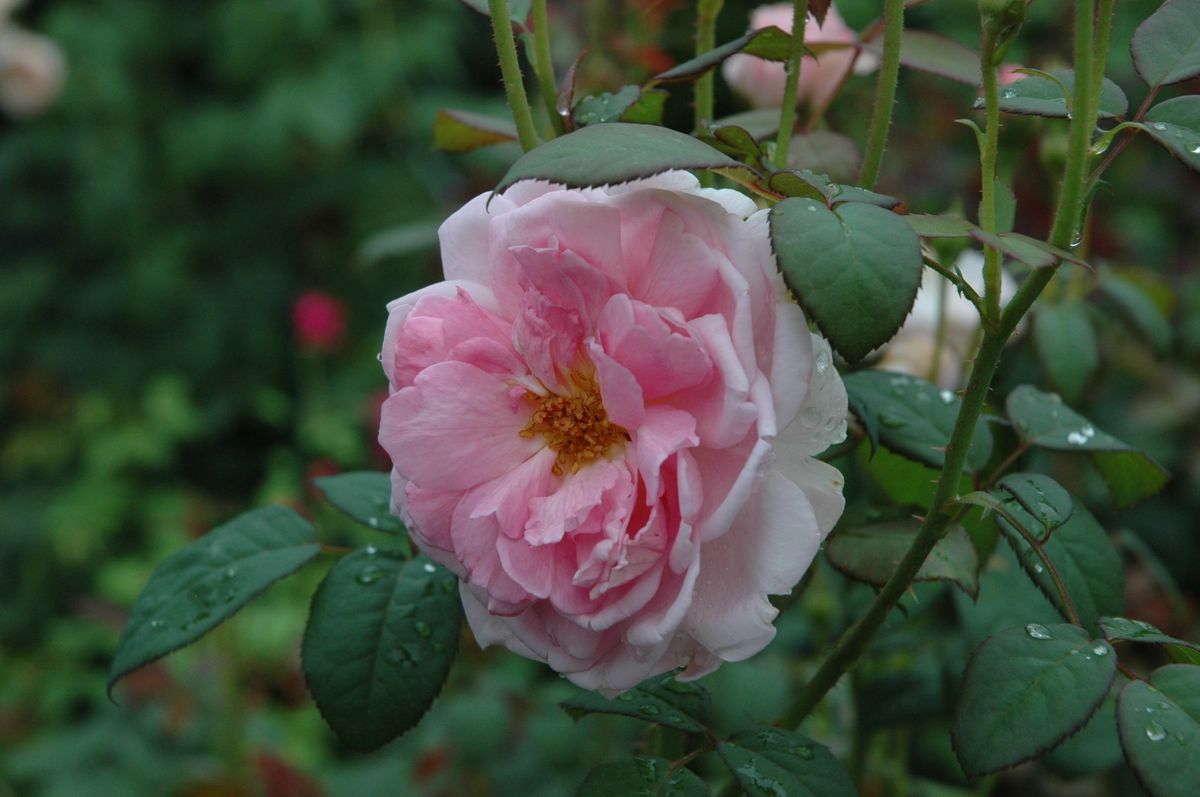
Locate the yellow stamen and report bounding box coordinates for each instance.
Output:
[522,371,628,476]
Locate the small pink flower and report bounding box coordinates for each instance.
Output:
[721,2,872,114]
[293,291,346,352]
[378,172,847,694]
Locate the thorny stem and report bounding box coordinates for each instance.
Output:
[858,0,904,188]
[489,0,541,151]
[695,0,725,186]
[785,0,1105,729]
[978,25,1004,325]
[774,0,810,168]
[531,0,565,136]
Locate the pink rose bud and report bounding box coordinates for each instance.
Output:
[293,291,346,352]
[0,27,66,119]
[721,2,871,113]
[378,172,849,695]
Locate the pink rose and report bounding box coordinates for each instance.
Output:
[998,64,1025,86]
[378,172,847,694]
[293,290,346,352]
[0,27,66,119]
[721,2,871,114]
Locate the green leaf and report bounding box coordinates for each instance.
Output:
[1142,95,1200,173]
[457,0,532,33]
[654,26,796,83]
[710,110,781,141]
[952,624,1117,777]
[314,471,407,536]
[865,29,980,85]
[433,109,518,153]
[576,757,710,797]
[770,199,922,362]
[1033,301,1098,403]
[1099,270,1172,354]
[825,520,979,597]
[574,86,666,127]
[994,472,1074,542]
[302,550,461,751]
[788,131,861,185]
[1005,385,1169,508]
[903,213,976,239]
[109,506,319,694]
[1100,617,1200,665]
[1001,499,1125,628]
[561,671,712,733]
[954,547,1062,647]
[977,69,1128,119]
[844,370,994,471]
[707,124,764,162]
[1132,0,1200,88]
[1045,690,1124,777]
[1117,664,1200,797]
[717,727,857,797]
[494,123,739,193]
[992,178,1016,233]
[970,229,1090,269]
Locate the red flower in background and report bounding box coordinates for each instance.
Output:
[292,291,345,352]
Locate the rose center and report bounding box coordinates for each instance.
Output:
[520,371,628,476]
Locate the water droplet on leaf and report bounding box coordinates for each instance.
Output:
[1092,644,1108,656]
[1026,623,1053,640]
[356,564,384,585]
[423,562,437,574]
[1146,721,1167,742]
[414,621,432,637]
[638,703,661,716]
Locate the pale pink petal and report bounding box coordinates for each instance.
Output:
[684,470,820,660]
[674,314,758,448]
[597,296,712,399]
[381,280,497,389]
[587,341,646,430]
[633,406,699,503]
[526,460,624,545]
[769,301,814,431]
[439,193,516,287]
[380,361,540,491]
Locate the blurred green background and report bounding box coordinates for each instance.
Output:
[2,1,1197,795]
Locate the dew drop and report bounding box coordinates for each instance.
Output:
[806,205,818,212]
[365,545,378,555]
[1026,623,1053,640]
[1066,431,1089,445]
[356,564,384,585]
[794,745,815,760]
[1032,563,1045,574]
[1190,143,1200,155]
[149,618,164,629]
[814,349,829,374]
[1002,88,1017,99]
[1092,644,1109,656]
[939,389,955,404]
[367,517,379,528]
[617,692,635,702]
[423,562,437,574]
[1146,721,1167,742]
[414,621,433,637]
[638,703,661,716]
[1151,122,1168,131]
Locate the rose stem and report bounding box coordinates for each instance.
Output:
[695,0,725,187]
[530,0,565,137]
[489,0,541,151]
[773,0,810,168]
[784,0,1102,730]
[857,0,904,189]
[978,18,1004,323]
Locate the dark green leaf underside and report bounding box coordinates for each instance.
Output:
[562,671,712,733]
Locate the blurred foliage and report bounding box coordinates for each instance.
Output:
[1,0,1198,795]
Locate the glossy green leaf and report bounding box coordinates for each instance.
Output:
[978,69,1128,119]
[1117,664,1200,797]
[1001,499,1125,627]
[654,26,796,83]
[994,472,1074,542]
[970,229,1090,269]
[717,727,857,797]
[954,547,1062,647]
[302,550,461,751]
[433,109,518,153]
[1131,0,1200,88]
[574,86,665,127]
[903,213,975,239]
[1045,690,1124,777]
[865,29,980,85]
[621,89,668,125]
[561,671,712,733]
[953,624,1117,777]
[710,110,781,140]
[1142,95,1200,173]
[770,199,922,362]
[825,520,979,597]
[708,125,764,161]
[844,370,994,471]
[110,506,319,694]
[1033,301,1098,403]
[1099,271,1172,353]
[576,757,710,797]
[788,131,861,184]
[495,124,739,192]
[314,471,407,536]
[1006,385,1169,507]
[1100,617,1200,665]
